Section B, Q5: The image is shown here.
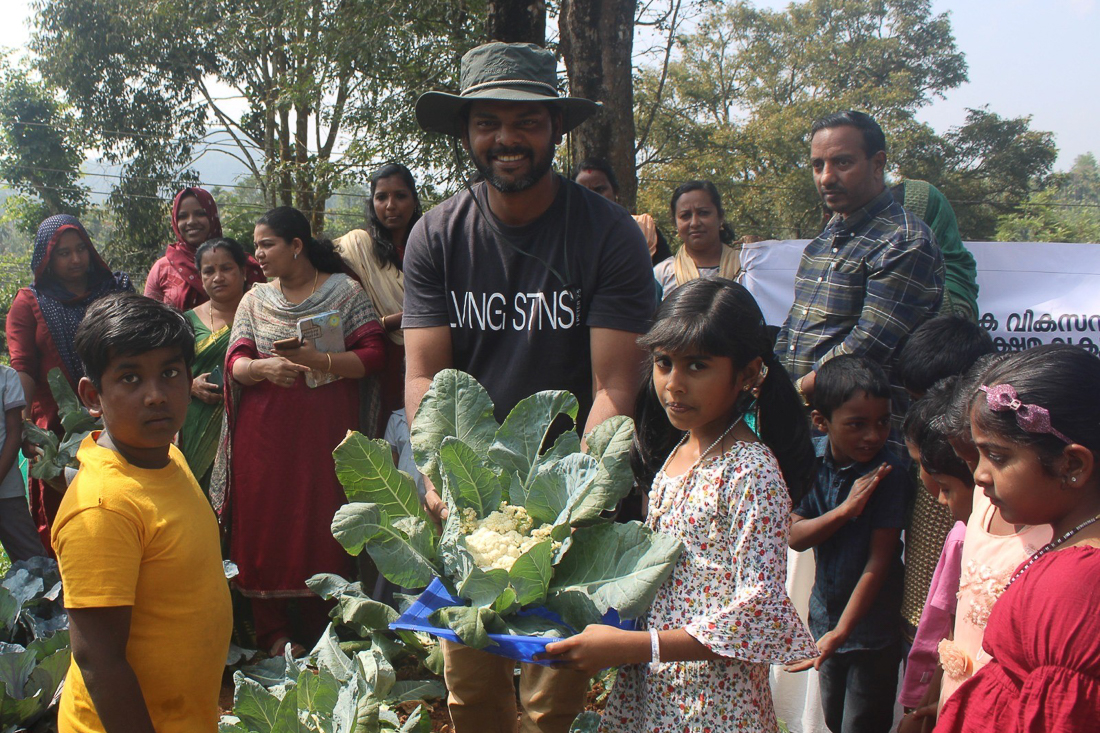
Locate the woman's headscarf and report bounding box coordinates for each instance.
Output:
[30,214,132,381]
[166,187,223,300]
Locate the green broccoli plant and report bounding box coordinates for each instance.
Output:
[22,368,100,482]
[330,369,683,649]
[219,623,439,733]
[0,557,70,732]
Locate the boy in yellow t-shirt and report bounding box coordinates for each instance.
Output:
[52,293,232,733]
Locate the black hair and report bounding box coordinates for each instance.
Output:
[571,157,620,193]
[813,354,892,419]
[194,237,248,271]
[905,378,972,485]
[367,163,422,270]
[810,111,887,157]
[896,316,996,394]
[943,352,1011,440]
[970,344,1100,475]
[669,180,735,245]
[74,292,195,388]
[256,207,344,274]
[631,278,815,502]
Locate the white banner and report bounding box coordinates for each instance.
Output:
[741,239,1100,357]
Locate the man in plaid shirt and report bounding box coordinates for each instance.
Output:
[775,111,944,401]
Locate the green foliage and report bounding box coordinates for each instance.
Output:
[21,368,100,482]
[31,0,487,237]
[331,370,684,650]
[0,557,70,732]
[0,56,87,234]
[0,249,31,360]
[569,712,601,733]
[221,625,440,733]
[996,153,1100,244]
[633,0,1057,242]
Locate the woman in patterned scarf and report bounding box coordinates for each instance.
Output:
[145,187,265,311]
[4,214,132,550]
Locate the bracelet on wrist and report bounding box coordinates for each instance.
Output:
[325,352,333,372]
[649,628,661,667]
[247,359,260,382]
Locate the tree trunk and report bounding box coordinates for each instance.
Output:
[486,0,546,45]
[559,0,638,210]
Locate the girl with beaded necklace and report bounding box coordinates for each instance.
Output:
[538,278,818,732]
[936,344,1100,732]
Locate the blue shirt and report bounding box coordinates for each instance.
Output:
[795,436,910,652]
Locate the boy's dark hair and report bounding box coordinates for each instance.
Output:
[895,316,996,394]
[74,293,195,388]
[810,110,886,157]
[813,354,891,419]
[906,378,972,485]
[571,157,620,193]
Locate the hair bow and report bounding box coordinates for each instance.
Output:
[979,383,1072,444]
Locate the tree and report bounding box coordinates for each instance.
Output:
[560,0,639,208]
[995,153,1100,244]
[32,0,485,243]
[633,0,968,239]
[0,57,87,234]
[486,0,546,43]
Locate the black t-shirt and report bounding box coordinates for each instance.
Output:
[403,176,654,424]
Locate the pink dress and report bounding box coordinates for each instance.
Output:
[937,491,1050,707]
[600,442,818,732]
[898,520,966,708]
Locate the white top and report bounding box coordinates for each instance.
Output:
[0,365,27,499]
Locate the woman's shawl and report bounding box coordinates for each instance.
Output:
[673,240,742,287]
[208,274,381,515]
[29,214,132,381]
[333,229,405,345]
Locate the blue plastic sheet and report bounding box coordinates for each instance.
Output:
[390,578,636,666]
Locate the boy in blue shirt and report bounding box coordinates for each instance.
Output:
[788,354,911,733]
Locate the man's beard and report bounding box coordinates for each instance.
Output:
[472,141,556,193]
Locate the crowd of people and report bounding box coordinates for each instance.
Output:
[0,40,1096,733]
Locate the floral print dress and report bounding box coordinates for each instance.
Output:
[601,441,818,732]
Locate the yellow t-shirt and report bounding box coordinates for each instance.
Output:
[52,434,232,733]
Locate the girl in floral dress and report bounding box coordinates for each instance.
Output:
[540,278,819,732]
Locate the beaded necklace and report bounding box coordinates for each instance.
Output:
[648,415,744,527]
[1004,512,1100,590]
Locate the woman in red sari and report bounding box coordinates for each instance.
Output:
[145,187,265,310]
[935,345,1100,732]
[211,207,385,656]
[5,215,131,550]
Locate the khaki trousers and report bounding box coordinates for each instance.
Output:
[442,640,589,733]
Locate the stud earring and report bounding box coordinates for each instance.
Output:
[294,252,299,260]
[1071,476,1078,483]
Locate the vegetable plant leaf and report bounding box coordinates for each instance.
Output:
[48,368,98,435]
[312,624,356,684]
[491,586,519,616]
[438,437,501,518]
[330,504,438,589]
[570,711,603,732]
[549,521,683,619]
[544,590,602,632]
[356,647,395,700]
[492,613,571,639]
[571,416,635,526]
[526,453,599,526]
[508,540,553,607]
[388,679,447,703]
[304,573,350,601]
[489,390,578,489]
[457,563,510,608]
[333,432,424,520]
[296,665,340,723]
[232,672,295,732]
[398,705,432,733]
[411,370,498,487]
[429,605,499,650]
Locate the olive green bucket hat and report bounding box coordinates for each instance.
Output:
[415,42,601,136]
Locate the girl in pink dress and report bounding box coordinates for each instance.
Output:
[935,345,1100,732]
[539,279,818,732]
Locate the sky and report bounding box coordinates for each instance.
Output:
[0,0,1097,187]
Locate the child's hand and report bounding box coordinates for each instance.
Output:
[840,462,892,520]
[897,703,937,733]
[785,628,846,672]
[536,624,635,675]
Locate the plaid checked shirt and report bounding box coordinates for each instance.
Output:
[775,189,944,381]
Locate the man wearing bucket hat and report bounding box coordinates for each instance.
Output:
[403,42,655,732]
